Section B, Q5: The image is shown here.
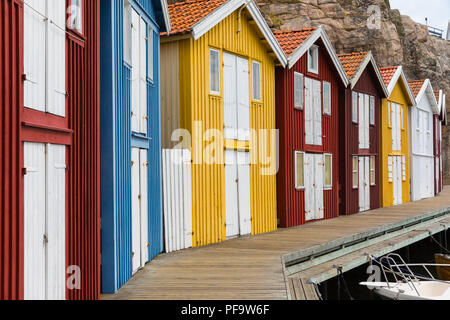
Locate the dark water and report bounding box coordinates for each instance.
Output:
[318,229,450,300]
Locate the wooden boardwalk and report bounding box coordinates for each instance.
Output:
[102,187,450,300]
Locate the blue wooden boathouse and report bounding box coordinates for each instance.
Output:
[100,0,171,293]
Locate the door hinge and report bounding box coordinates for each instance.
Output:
[138,195,141,200]
[21,74,27,82]
[43,234,48,244]
[22,167,27,175]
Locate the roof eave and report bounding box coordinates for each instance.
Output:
[287,26,349,86]
[160,0,172,34]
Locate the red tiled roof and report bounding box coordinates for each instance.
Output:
[434,90,440,103]
[379,66,399,87]
[408,80,425,98]
[273,28,316,57]
[164,0,228,36]
[337,52,368,80]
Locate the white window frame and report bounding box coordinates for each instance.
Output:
[352,156,358,189]
[252,61,261,101]
[148,27,153,81]
[388,102,391,127]
[352,91,358,123]
[294,151,305,189]
[294,72,304,110]
[308,45,319,74]
[69,0,83,34]
[324,153,332,189]
[323,81,331,115]
[209,48,220,95]
[369,95,375,125]
[370,155,376,186]
[400,105,404,129]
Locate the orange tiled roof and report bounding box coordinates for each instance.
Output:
[337,52,368,80]
[273,28,317,57]
[434,90,440,103]
[408,80,425,98]
[165,0,228,36]
[379,66,399,87]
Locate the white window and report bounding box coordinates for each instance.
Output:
[370,96,375,125]
[294,72,304,110]
[402,155,406,181]
[148,28,153,80]
[370,156,376,186]
[388,102,391,126]
[352,156,358,189]
[123,0,132,65]
[210,49,220,95]
[425,112,430,132]
[416,108,420,128]
[323,81,331,115]
[352,91,358,123]
[252,61,261,101]
[69,0,83,33]
[400,105,404,129]
[324,154,332,189]
[308,45,319,74]
[388,156,393,182]
[295,151,304,189]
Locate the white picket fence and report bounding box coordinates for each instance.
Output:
[162,149,192,253]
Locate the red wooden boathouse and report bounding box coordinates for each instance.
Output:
[337,52,388,214]
[274,27,349,228]
[1,0,100,300]
[434,89,447,195]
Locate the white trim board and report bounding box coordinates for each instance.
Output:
[386,66,416,107]
[349,51,389,98]
[190,0,287,67]
[160,0,172,33]
[286,26,349,87]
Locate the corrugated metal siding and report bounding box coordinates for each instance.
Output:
[100,0,163,293]
[173,11,278,247]
[340,65,382,215]
[380,83,411,207]
[66,0,101,300]
[275,39,342,228]
[0,0,23,300]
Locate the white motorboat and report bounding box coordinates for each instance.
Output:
[360,280,450,300]
[360,253,450,300]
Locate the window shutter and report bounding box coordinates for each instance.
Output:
[359,93,364,149]
[370,96,375,125]
[388,156,393,182]
[23,0,47,112]
[223,53,237,140]
[47,1,67,117]
[139,149,149,264]
[402,155,406,181]
[139,17,148,134]
[304,78,313,145]
[352,91,358,123]
[131,9,140,132]
[148,29,154,81]
[252,61,261,101]
[323,82,331,115]
[364,94,370,148]
[294,72,303,109]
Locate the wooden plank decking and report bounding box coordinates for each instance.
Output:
[102,187,450,300]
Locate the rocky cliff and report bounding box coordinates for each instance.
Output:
[257,0,450,179]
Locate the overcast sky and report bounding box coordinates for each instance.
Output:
[390,0,449,38]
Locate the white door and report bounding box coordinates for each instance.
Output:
[224,53,237,140]
[237,151,251,235]
[24,142,66,300]
[225,150,251,238]
[393,156,402,205]
[223,53,250,141]
[314,154,324,220]
[304,153,324,221]
[131,9,140,132]
[131,148,141,273]
[305,78,322,146]
[131,147,149,273]
[358,157,370,212]
[139,17,148,134]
